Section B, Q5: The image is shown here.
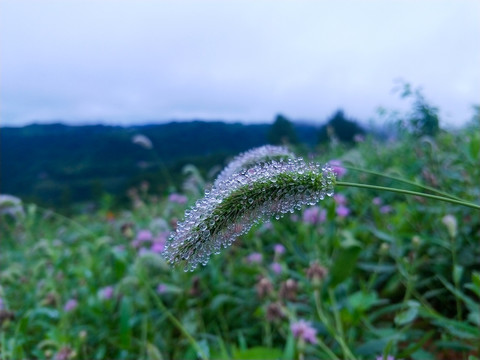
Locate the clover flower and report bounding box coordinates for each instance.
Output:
[291,319,317,344]
[336,204,350,218]
[328,160,347,178]
[274,243,285,255]
[246,252,263,264]
[99,286,114,300]
[214,145,295,187]
[302,206,326,225]
[163,158,336,271]
[64,299,78,312]
[270,262,283,274]
[168,193,188,205]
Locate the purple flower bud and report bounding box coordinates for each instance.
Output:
[157,284,167,294]
[291,319,317,344]
[336,205,350,218]
[168,193,188,205]
[329,160,347,178]
[99,286,114,300]
[135,230,153,243]
[302,206,326,225]
[274,243,285,255]
[380,205,393,214]
[270,262,283,274]
[64,299,78,312]
[246,252,263,264]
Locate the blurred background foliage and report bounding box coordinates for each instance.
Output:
[1,92,480,359]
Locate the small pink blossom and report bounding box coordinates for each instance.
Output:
[99,286,114,300]
[132,229,153,248]
[333,194,347,205]
[380,205,393,214]
[270,262,283,274]
[274,244,285,255]
[157,284,167,294]
[150,232,168,253]
[372,197,383,206]
[303,206,326,225]
[64,299,78,312]
[168,193,188,205]
[376,356,395,360]
[336,205,350,218]
[151,241,165,253]
[329,160,347,178]
[291,319,317,344]
[246,252,263,264]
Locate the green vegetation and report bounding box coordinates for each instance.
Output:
[1,115,479,359]
[1,121,320,209]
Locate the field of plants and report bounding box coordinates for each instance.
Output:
[1,121,479,360]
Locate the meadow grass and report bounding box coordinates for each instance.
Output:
[1,126,479,360]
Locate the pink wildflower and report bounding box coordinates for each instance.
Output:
[136,229,153,242]
[157,284,167,294]
[64,299,78,312]
[380,205,393,214]
[99,286,114,300]
[246,252,263,264]
[168,193,188,205]
[291,319,317,344]
[329,160,347,178]
[376,356,395,360]
[333,194,347,205]
[372,197,382,206]
[303,206,326,225]
[270,262,283,274]
[150,233,168,253]
[336,205,350,218]
[151,241,166,253]
[274,243,285,255]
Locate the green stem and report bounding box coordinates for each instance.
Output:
[336,182,480,210]
[314,290,356,360]
[140,276,208,360]
[449,235,463,321]
[343,165,463,201]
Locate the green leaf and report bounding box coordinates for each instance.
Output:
[119,298,132,349]
[453,265,464,284]
[282,332,295,360]
[394,301,419,326]
[329,232,362,287]
[397,330,434,358]
[368,227,396,243]
[233,347,282,360]
[348,291,379,313]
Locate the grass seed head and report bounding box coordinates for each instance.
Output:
[163,158,336,271]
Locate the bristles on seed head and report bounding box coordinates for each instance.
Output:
[163,158,336,271]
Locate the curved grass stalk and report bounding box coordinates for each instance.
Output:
[343,165,463,201]
[336,182,480,210]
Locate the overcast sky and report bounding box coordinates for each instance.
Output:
[1,0,479,127]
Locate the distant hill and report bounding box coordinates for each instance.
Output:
[0,121,321,208]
